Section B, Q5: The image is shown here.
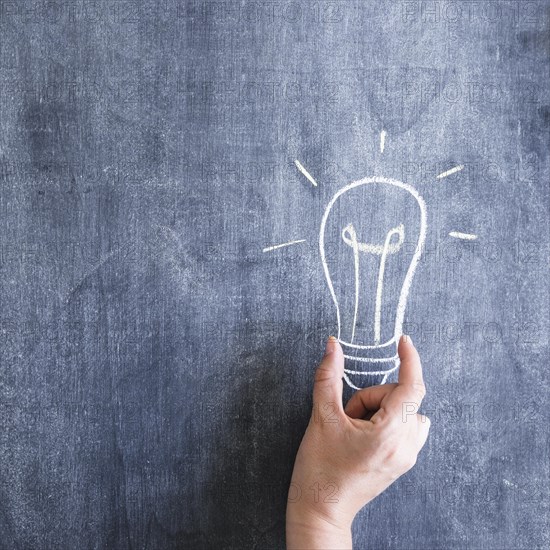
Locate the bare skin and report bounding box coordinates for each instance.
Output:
[286,335,430,549]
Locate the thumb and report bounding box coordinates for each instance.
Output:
[312,336,345,415]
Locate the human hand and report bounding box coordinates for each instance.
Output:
[286,335,430,549]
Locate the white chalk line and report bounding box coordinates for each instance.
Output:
[294,159,318,187]
[343,374,362,390]
[340,336,396,350]
[341,228,403,255]
[341,222,405,346]
[375,225,405,345]
[380,130,387,153]
[344,354,399,364]
[436,165,464,179]
[342,224,361,344]
[343,360,400,390]
[262,239,306,253]
[449,231,477,240]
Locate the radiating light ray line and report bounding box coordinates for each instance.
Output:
[380,130,387,153]
[294,159,318,187]
[262,239,306,253]
[436,165,464,179]
[449,231,477,240]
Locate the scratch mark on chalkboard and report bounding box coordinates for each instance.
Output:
[436,165,464,179]
[449,231,477,240]
[502,479,530,495]
[156,224,185,250]
[262,239,306,253]
[294,160,318,187]
[65,249,119,303]
[64,226,191,304]
[380,130,387,153]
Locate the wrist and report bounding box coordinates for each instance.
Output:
[286,474,354,531]
[286,499,354,549]
[286,506,353,549]
[287,501,352,529]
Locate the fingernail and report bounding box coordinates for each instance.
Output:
[325,336,338,355]
[404,334,414,346]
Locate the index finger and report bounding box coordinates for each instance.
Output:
[376,335,426,417]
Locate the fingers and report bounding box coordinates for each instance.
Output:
[379,335,426,416]
[415,414,431,450]
[312,337,345,416]
[397,335,423,389]
[344,383,397,419]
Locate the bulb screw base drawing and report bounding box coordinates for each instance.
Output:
[339,337,401,389]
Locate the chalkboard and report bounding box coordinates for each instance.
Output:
[1,1,549,549]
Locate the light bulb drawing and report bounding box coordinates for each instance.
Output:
[319,177,427,389]
[262,131,478,390]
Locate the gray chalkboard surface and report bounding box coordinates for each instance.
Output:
[1,1,549,549]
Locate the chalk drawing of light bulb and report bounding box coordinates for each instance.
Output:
[319,177,427,389]
[262,133,478,390]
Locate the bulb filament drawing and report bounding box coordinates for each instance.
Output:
[341,222,405,346]
[319,177,427,389]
